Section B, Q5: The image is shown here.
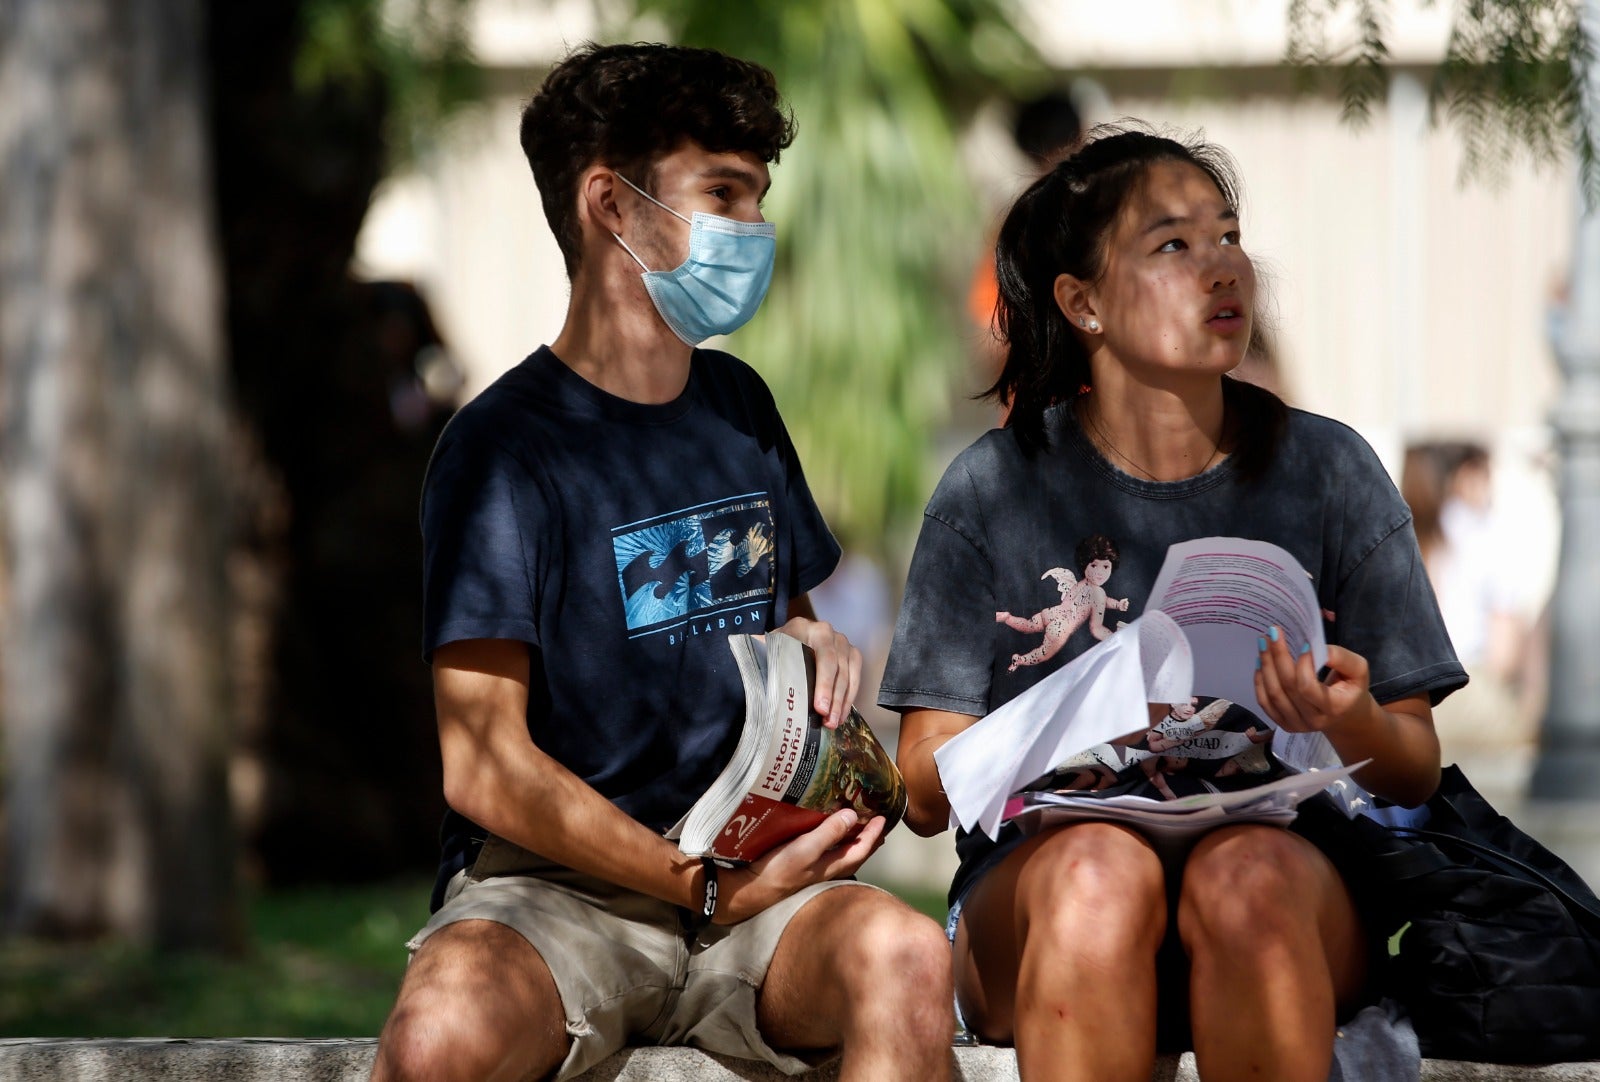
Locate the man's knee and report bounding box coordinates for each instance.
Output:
[373,921,568,1082]
[757,886,953,1057]
[822,892,954,1042]
[373,1001,484,1082]
[844,895,952,996]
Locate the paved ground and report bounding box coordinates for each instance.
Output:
[3,1039,1597,1081]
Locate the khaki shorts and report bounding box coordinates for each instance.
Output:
[407,835,877,1080]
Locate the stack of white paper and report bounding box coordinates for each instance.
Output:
[933,537,1361,844]
[1003,762,1365,848]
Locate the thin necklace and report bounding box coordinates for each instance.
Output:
[1078,398,1222,482]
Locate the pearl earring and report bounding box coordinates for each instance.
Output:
[1088,320,1100,332]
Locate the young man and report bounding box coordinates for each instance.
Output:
[369,42,953,1082]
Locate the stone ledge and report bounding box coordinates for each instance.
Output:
[2,1039,1599,1081]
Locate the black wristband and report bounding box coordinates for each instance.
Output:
[683,856,718,936]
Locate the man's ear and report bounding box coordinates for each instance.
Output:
[577,166,624,236]
[1053,273,1102,336]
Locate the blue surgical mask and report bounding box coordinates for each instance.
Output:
[610,173,776,346]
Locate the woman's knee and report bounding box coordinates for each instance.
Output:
[1180,827,1327,948]
[1013,825,1166,954]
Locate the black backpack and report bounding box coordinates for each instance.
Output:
[1355,765,1600,1063]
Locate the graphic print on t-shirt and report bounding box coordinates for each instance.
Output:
[1024,695,1280,801]
[995,533,1132,670]
[613,492,776,638]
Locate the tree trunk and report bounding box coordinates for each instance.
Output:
[0,0,240,950]
[207,1,448,886]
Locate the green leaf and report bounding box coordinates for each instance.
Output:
[1290,0,1599,202]
[294,0,482,168]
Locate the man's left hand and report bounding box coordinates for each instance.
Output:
[775,616,861,728]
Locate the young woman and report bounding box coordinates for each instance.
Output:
[879,125,1467,1081]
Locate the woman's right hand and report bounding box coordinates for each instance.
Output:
[1254,630,1440,806]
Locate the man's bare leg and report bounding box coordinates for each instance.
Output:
[757,885,954,1082]
[370,919,569,1082]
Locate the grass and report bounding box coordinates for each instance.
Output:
[0,879,430,1038]
[0,878,947,1039]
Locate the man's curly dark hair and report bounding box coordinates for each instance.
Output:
[521,42,796,276]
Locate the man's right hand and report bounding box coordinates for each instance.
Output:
[713,807,885,925]
[435,638,891,927]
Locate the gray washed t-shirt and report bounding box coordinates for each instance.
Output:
[879,402,1466,903]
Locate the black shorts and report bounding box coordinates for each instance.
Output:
[1153,792,1386,1051]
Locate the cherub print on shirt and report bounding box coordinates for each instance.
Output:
[995,533,1132,670]
[613,493,776,639]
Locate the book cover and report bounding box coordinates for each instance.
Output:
[677,633,907,864]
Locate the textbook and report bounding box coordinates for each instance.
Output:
[673,632,908,864]
[936,537,1364,844]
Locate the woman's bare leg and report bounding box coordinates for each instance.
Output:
[954,823,1167,1082]
[1180,824,1367,1082]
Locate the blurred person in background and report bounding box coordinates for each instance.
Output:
[365,279,465,434]
[369,41,951,1082]
[1402,440,1537,749]
[808,536,895,730]
[969,90,1085,418]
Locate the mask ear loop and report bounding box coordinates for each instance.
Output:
[609,170,692,272]
[610,229,652,272]
[614,171,692,225]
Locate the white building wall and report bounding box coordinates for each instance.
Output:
[1021,0,1453,68]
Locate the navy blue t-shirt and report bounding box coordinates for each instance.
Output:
[879,403,1467,905]
[421,346,840,899]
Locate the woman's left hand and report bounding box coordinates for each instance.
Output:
[1253,630,1370,735]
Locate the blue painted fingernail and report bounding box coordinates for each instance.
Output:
[1268,626,1280,643]
[1300,642,1311,656]
[1257,636,1267,652]
[1255,656,1262,671]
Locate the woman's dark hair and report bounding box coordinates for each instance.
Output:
[520,42,795,275]
[988,122,1287,477]
[1012,90,1083,166]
